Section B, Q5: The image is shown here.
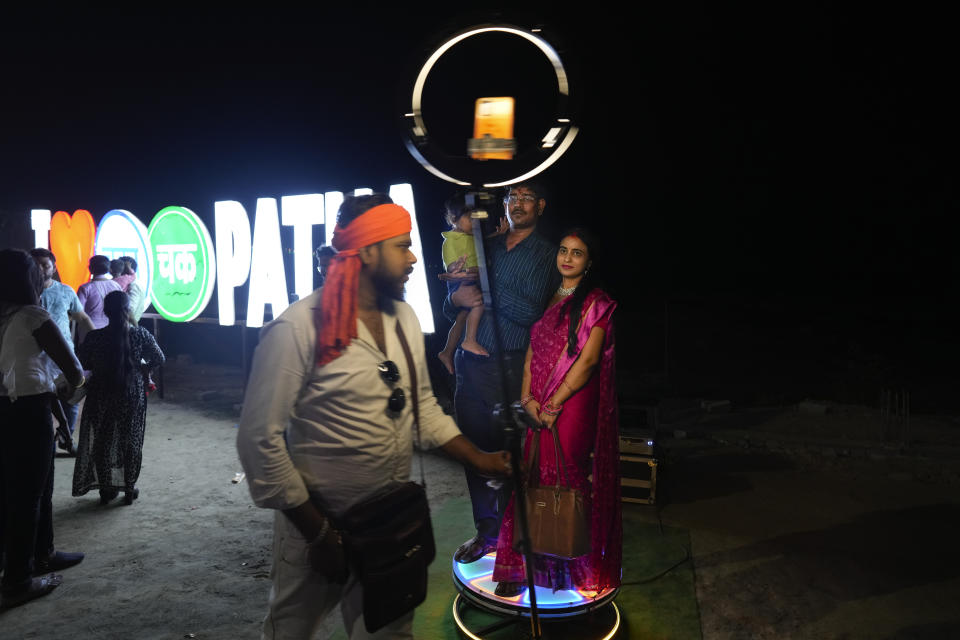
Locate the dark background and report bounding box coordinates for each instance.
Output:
[1,6,954,411]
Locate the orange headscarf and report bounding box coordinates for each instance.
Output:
[316,204,412,365]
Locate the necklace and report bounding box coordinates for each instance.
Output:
[556,284,577,297]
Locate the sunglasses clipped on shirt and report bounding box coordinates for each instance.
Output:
[378,360,405,413]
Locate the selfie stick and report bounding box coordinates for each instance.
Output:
[467,192,542,639]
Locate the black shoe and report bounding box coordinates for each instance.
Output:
[0,574,62,610]
[55,434,77,456]
[454,536,496,564]
[35,551,84,574]
[99,489,119,505]
[123,488,139,505]
[495,581,527,597]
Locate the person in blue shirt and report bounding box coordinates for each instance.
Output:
[444,182,560,564]
[30,248,94,445]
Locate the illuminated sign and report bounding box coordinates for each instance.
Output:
[49,209,97,291]
[323,192,343,247]
[32,183,434,331]
[246,198,290,328]
[281,194,324,302]
[213,191,341,329]
[215,194,329,328]
[31,210,51,250]
[389,184,434,333]
[94,209,154,312]
[214,200,252,327]
[147,206,217,322]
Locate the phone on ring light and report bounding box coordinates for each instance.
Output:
[470,97,515,161]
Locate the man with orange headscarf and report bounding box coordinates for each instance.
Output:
[237,194,510,639]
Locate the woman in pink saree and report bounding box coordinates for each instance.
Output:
[493,229,621,596]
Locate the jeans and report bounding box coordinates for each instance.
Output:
[0,395,54,594]
[64,400,79,435]
[453,348,524,541]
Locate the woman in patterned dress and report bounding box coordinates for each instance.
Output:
[72,291,164,505]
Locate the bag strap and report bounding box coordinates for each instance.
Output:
[524,431,542,488]
[523,428,573,490]
[394,320,427,489]
[550,426,573,490]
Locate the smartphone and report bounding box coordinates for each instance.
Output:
[470,97,515,160]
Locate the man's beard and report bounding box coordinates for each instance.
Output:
[372,264,406,302]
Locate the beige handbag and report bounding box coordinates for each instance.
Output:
[514,427,592,559]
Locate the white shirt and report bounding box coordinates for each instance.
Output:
[127,281,147,322]
[236,289,461,517]
[0,305,78,400]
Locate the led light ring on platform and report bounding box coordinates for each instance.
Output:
[452,597,621,640]
[451,553,620,638]
[403,24,579,188]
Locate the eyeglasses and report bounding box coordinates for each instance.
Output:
[504,194,537,204]
[378,360,405,413]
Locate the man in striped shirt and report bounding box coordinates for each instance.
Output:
[445,182,559,563]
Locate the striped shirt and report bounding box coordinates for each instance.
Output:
[77,277,121,329]
[445,231,558,353]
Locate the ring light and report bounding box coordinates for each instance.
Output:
[403,24,579,187]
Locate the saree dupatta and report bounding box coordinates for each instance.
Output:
[538,289,622,591]
[539,291,617,402]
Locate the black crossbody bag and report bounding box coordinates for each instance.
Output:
[333,321,435,633]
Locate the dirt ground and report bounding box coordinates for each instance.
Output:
[3,361,959,639]
[1,362,468,640]
[658,439,960,639]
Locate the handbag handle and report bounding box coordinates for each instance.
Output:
[522,427,574,492]
[549,427,574,491]
[524,431,542,489]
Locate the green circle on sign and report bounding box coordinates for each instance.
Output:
[147,206,217,322]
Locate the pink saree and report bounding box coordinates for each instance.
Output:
[492,288,621,592]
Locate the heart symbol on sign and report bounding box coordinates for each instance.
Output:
[50,209,97,292]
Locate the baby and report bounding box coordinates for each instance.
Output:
[437,194,488,374]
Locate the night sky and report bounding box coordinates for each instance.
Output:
[1,6,954,407]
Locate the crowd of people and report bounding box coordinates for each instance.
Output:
[0,249,164,610]
[1,183,620,636]
[440,186,621,596]
[238,183,621,638]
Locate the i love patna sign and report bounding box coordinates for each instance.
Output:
[147,206,217,323]
[31,184,434,332]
